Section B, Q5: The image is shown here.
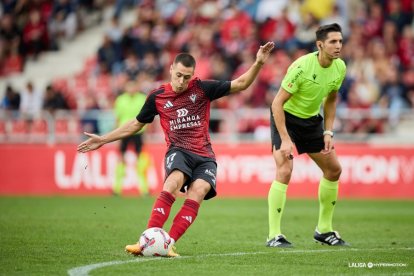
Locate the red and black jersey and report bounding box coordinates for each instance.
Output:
[137,78,231,159]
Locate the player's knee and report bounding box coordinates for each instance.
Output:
[327,164,342,180]
[277,166,293,180]
[187,181,210,201]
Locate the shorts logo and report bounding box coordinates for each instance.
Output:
[166,152,177,169]
[205,169,216,184]
[177,108,188,117]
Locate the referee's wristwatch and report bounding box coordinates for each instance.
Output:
[323,130,334,137]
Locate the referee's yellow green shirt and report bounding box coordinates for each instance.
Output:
[281,52,346,119]
[114,92,147,134]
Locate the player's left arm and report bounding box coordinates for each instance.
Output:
[229,41,274,94]
[322,91,338,153]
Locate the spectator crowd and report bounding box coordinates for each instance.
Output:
[1,0,414,138]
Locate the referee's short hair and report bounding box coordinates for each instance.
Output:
[316,23,342,41]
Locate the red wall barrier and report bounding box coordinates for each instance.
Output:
[0,143,413,198]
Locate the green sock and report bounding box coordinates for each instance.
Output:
[114,163,125,195]
[317,177,339,233]
[268,180,288,239]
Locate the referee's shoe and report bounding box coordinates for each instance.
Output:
[314,229,349,246]
[266,234,293,248]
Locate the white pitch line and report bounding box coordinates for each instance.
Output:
[67,247,414,276]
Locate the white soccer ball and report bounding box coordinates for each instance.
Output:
[139,227,172,256]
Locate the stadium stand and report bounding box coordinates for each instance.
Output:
[1,0,413,144]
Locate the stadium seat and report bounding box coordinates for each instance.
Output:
[30,119,49,142]
[71,74,90,95]
[11,120,29,134]
[82,56,97,76]
[31,119,48,135]
[93,74,113,95]
[0,120,6,142]
[52,78,69,94]
[55,118,81,142]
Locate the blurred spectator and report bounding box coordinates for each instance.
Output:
[19,81,43,121]
[301,0,334,20]
[0,13,23,59]
[255,0,288,23]
[220,2,253,47]
[97,34,123,74]
[259,8,295,49]
[80,92,101,134]
[138,51,162,79]
[131,23,159,59]
[22,9,48,59]
[382,20,398,55]
[43,84,69,113]
[379,66,410,128]
[105,15,123,43]
[398,25,414,70]
[286,12,319,53]
[363,2,384,40]
[48,0,78,42]
[342,82,384,134]
[321,5,349,38]
[122,52,140,80]
[385,0,410,32]
[1,84,21,111]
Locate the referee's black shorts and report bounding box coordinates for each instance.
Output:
[270,110,325,154]
[164,147,217,200]
[120,133,143,154]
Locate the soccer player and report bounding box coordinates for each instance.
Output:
[77,41,275,256]
[267,23,348,247]
[113,80,149,196]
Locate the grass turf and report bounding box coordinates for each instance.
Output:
[0,197,413,275]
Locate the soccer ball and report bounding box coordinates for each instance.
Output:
[139,227,172,256]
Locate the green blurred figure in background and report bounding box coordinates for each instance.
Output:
[113,80,149,196]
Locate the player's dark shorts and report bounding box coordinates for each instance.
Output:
[164,147,217,200]
[270,110,325,154]
[120,133,143,154]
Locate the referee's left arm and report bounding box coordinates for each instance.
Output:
[323,91,338,132]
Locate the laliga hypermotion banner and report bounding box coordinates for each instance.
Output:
[0,143,413,198]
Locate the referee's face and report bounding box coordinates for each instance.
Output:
[170,62,194,93]
[319,32,343,60]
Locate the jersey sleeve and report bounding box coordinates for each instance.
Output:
[281,63,304,94]
[200,80,231,101]
[136,92,158,123]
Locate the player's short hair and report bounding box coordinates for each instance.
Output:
[315,23,342,41]
[173,53,196,68]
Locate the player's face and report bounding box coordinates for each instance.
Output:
[170,62,194,93]
[319,32,343,60]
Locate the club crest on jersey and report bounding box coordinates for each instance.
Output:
[189,94,197,103]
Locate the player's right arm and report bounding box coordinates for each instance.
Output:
[77,119,146,153]
[271,87,293,159]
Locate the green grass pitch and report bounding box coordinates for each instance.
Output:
[0,197,413,275]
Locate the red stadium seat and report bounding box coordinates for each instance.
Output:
[55,118,81,142]
[71,75,90,95]
[0,120,6,142]
[31,119,48,135]
[11,120,29,134]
